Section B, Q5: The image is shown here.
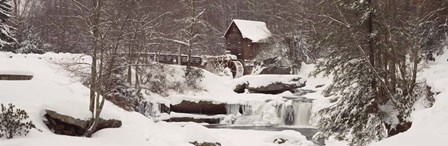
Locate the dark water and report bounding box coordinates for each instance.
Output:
[205,124,323,145]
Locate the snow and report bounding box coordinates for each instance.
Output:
[225,19,272,43]
[183,123,220,143]
[211,129,313,146]
[371,49,448,146]
[231,74,306,89]
[0,64,34,76]
[0,52,315,146]
[234,101,281,126]
[157,112,228,121]
[265,130,315,146]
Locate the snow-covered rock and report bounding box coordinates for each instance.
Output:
[183,123,220,144]
[265,130,315,146]
[232,75,306,94]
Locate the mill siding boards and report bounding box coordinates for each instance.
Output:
[224,19,271,60]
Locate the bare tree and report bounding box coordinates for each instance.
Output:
[167,0,208,73]
[66,0,131,137]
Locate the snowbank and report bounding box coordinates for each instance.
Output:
[183,123,220,143]
[0,52,316,146]
[265,130,315,146]
[371,50,448,146]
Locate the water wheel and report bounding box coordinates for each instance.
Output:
[226,60,244,78]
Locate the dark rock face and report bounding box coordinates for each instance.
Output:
[44,110,122,136]
[170,101,227,115]
[106,95,135,111]
[190,141,222,146]
[387,121,412,137]
[282,96,314,103]
[273,138,288,144]
[248,82,306,94]
[232,75,306,94]
[259,66,291,75]
[291,89,317,96]
[262,58,278,65]
[315,84,325,88]
[164,117,221,124]
[160,104,171,114]
[233,82,248,93]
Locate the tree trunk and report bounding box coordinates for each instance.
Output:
[85,0,103,137]
[367,0,376,93]
[178,44,182,65]
[186,0,195,74]
[89,0,101,113]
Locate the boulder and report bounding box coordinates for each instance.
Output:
[164,117,221,124]
[44,110,122,136]
[291,89,316,96]
[386,121,412,137]
[248,82,305,94]
[190,142,222,146]
[170,101,226,115]
[232,75,306,94]
[273,138,288,144]
[233,82,248,93]
[259,66,291,74]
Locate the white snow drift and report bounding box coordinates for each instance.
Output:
[0,52,314,146]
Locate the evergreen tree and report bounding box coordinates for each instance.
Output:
[312,2,388,144]
[311,0,445,145]
[0,0,16,51]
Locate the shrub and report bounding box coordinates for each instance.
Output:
[0,103,37,139]
[184,67,204,90]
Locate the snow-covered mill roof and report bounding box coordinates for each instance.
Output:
[225,19,272,43]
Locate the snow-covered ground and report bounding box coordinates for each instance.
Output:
[371,50,448,146]
[0,52,315,146]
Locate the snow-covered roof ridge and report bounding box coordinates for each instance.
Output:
[225,19,272,43]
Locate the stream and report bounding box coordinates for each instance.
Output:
[205,124,323,145]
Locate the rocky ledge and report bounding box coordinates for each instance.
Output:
[44,110,122,136]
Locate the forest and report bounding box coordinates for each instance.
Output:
[1,0,448,146]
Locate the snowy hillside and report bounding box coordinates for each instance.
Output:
[371,50,448,146]
[0,52,315,146]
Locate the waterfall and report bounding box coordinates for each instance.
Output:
[240,104,253,115]
[278,100,312,126]
[228,100,312,126]
[139,102,162,117]
[292,101,312,126]
[226,104,241,115]
[232,104,266,125]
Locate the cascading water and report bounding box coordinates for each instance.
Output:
[139,101,162,117]
[240,104,253,115]
[226,104,241,115]
[278,100,294,125]
[278,100,312,126]
[232,104,265,125]
[226,99,312,126]
[291,101,312,126]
